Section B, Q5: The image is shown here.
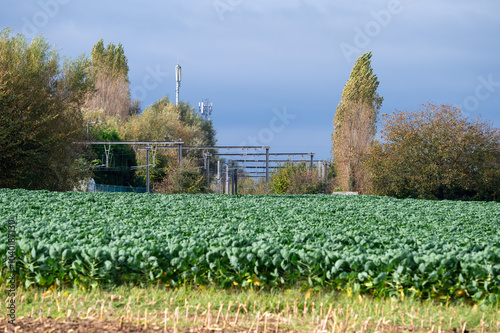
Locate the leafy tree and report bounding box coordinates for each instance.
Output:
[366,103,500,201]
[90,39,129,80]
[124,97,185,142]
[123,97,217,187]
[0,29,93,190]
[178,101,217,147]
[332,52,383,192]
[123,97,216,146]
[84,39,137,121]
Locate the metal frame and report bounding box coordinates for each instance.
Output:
[74,141,325,194]
[74,141,184,193]
[74,141,183,145]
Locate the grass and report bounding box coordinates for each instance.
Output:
[3,285,500,332]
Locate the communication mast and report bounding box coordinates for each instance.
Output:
[175,64,181,106]
[199,99,213,119]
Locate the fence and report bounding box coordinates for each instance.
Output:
[94,184,148,193]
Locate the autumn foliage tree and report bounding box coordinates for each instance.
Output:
[332,101,375,192]
[123,97,216,146]
[332,52,383,193]
[0,29,93,190]
[124,97,217,189]
[84,39,137,121]
[366,103,500,201]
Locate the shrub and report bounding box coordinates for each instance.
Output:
[134,152,174,188]
[270,166,292,194]
[154,158,206,194]
[271,163,326,194]
[366,103,500,201]
[234,176,269,195]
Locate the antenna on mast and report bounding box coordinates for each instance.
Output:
[175,63,181,106]
[199,99,213,119]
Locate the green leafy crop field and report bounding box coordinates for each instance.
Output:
[1,189,499,304]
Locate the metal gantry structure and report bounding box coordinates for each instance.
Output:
[213,150,328,194]
[162,146,276,192]
[74,141,328,194]
[74,141,183,193]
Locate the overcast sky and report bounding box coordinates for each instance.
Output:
[2,0,500,160]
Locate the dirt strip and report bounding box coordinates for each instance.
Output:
[0,317,472,333]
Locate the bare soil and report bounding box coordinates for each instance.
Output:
[1,317,471,333]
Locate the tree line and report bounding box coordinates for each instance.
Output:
[0,29,215,193]
[1,28,498,200]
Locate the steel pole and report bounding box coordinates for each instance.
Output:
[225,164,229,194]
[177,141,182,166]
[234,170,238,195]
[206,154,210,191]
[146,147,150,193]
[217,160,221,194]
[324,162,328,181]
[265,148,270,183]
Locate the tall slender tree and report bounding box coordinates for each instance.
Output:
[332,52,383,192]
[84,39,135,121]
[90,39,129,80]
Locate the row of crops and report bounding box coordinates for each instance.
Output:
[1,189,499,304]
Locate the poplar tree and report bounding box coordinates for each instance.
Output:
[332,52,383,192]
[90,39,129,80]
[84,39,135,121]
